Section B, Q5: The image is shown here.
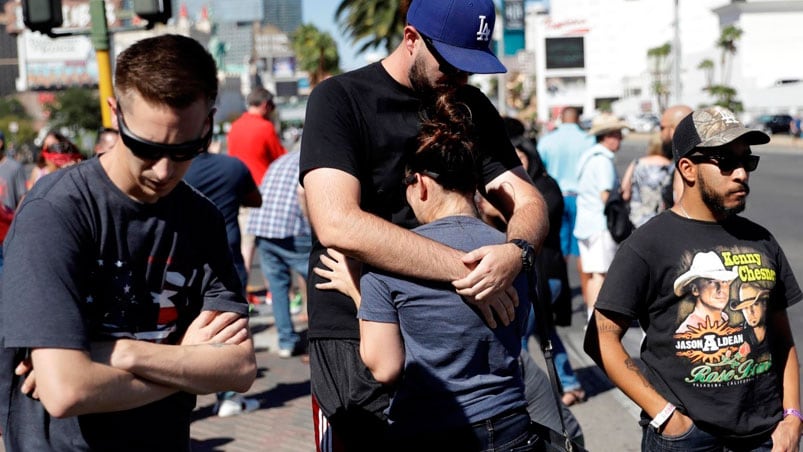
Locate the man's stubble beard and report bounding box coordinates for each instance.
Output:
[697,171,749,219]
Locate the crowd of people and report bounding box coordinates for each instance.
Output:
[0,0,799,450]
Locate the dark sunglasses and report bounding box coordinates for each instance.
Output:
[403,170,441,186]
[420,35,472,77]
[116,101,212,162]
[687,153,760,173]
[46,141,78,154]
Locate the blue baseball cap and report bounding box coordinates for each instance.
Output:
[407,0,507,75]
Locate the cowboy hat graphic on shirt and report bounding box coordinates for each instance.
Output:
[673,251,739,296]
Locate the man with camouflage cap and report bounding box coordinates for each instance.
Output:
[585,106,802,450]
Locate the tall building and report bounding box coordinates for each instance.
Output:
[0,0,19,96]
[264,0,301,35]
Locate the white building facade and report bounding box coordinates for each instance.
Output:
[525,0,803,123]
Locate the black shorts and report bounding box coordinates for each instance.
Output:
[309,338,391,450]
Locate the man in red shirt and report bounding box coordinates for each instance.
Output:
[227,88,286,280]
[228,87,286,185]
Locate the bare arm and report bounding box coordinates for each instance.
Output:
[305,167,523,327]
[103,311,257,395]
[29,348,176,418]
[584,309,693,435]
[304,167,465,282]
[359,319,404,385]
[770,309,801,451]
[621,161,635,202]
[453,167,548,300]
[312,248,362,308]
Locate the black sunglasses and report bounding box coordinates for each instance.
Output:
[116,101,212,162]
[403,170,441,186]
[46,141,78,154]
[687,153,760,173]
[420,35,472,77]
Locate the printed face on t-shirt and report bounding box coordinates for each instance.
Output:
[693,278,732,313]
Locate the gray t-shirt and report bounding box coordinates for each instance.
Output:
[0,158,248,451]
[358,216,529,436]
[0,156,26,212]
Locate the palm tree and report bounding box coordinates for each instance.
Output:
[292,24,340,87]
[716,25,743,86]
[335,0,410,54]
[697,59,714,89]
[647,42,672,112]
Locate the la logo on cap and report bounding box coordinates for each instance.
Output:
[476,15,491,42]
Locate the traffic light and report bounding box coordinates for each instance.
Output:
[133,0,172,25]
[21,0,63,34]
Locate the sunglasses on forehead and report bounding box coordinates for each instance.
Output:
[115,100,213,162]
[686,153,760,173]
[420,34,473,77]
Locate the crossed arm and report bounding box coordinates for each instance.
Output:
[20,310,256,418]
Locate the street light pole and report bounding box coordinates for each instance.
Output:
[672,0,682,106]
[89,0,114,128]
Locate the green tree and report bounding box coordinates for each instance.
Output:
[647,42,672,112]
[45,88,102,136]
[697,58,715,89]
[716,25,743,86]
[335,0,408,54]
[0,97,28,118]
[0,96,37,155]
[292,24,341,87]
[706,84,743,113]
[701,26,744,113]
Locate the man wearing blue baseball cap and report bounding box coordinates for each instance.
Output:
[300,0,548,450]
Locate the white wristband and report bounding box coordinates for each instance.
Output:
[650,403,677,430]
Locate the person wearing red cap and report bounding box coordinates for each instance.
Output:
[585,106,801,450]
[300,0,548,449]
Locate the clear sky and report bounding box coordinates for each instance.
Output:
[301,0,385,72]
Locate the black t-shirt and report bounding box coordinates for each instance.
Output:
[595,210,802,440]
[299,62,521,339]
[0,158,248,451]
[184,152,258,250]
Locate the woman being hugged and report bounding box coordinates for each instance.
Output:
[316,91,535,451]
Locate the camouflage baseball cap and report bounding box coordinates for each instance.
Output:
[672,106,769,162]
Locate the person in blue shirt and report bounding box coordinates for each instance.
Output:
[538,107,595,303]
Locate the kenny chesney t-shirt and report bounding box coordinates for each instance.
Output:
[595,210,802,440]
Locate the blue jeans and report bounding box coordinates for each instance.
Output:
[256,235,311,351]
[391,409,535,451]
[561,194,579,257]
[522,278,582,392]
[641,421,773,452]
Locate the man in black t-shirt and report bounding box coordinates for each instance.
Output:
[0,35,256,451]
[300,0,548,450]
[584,106,802,450]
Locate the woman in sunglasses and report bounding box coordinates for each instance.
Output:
[314,91,535,451]
[27,132,84,189]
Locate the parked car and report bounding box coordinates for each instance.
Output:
[749,114,793,135]
[628,113,660,133]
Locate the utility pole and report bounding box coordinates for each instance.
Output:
[89,0,114,127]
[672,0,682,106]
[21,0,172,128]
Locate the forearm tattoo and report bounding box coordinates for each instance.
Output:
[625,357,653,389]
